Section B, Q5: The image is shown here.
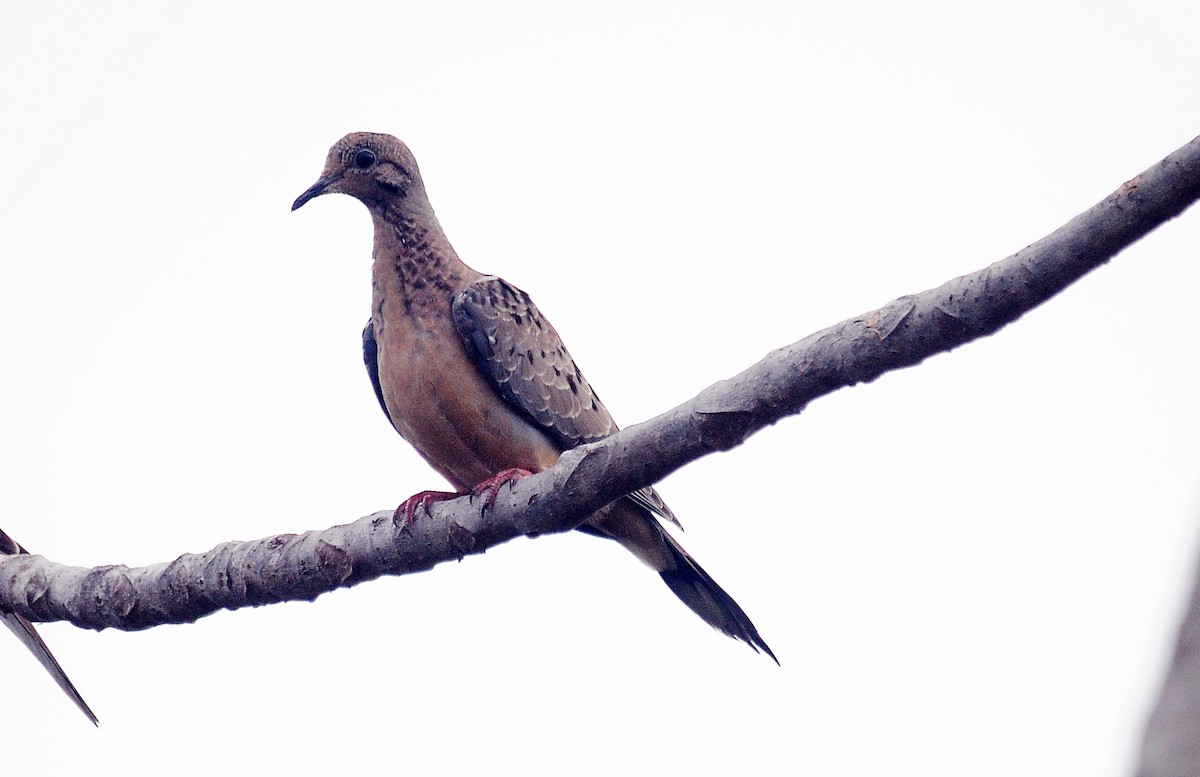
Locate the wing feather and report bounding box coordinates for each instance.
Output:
[452,277,615,447]
[452,277,680,528]
[362,319,396,430]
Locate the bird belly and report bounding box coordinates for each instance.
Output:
[377,324,562,491]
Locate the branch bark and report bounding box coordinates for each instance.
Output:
[2,135,1199,634]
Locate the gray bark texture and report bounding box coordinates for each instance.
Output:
[2,134,1200,772]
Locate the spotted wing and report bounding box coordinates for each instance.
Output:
[452,276,680,528]
[452,276,617,447]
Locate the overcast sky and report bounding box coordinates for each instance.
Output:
[2,2,1200,775]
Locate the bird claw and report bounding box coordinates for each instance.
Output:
[392,470,531,527]
[469,468,533,513]
[393,490,461,528]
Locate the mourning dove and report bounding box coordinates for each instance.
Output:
[293,133,775,661]
[0,528,98,724]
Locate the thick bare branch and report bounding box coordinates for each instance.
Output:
[2,134,1199,632]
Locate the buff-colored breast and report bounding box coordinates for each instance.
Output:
[373,306,563,491]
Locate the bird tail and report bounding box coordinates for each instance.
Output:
[584,497,777,663]
[1,611,99,724]
[657,529,778,664]
[0,529,99,725]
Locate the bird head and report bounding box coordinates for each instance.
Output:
[292,132,424,211]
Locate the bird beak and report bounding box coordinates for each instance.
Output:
[292,176,336,211]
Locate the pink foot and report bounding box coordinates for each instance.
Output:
[469,468,534,513]
[393,489,462,527]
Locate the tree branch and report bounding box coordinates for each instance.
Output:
[2,134,1199,632]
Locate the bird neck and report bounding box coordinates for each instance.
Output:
[369,203,479,318]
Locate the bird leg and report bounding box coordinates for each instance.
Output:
[393,468,533,526]
[469,468,534,513]
[393,490,462,527]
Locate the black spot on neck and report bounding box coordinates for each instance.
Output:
[385,217,463,316]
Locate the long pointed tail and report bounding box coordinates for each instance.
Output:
[584,496,777,663]
[0,529,98,725]
[658,530,778,664]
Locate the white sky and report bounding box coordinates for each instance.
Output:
[2,2,1200,775]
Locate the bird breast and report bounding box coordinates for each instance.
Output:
[374,313,563,490]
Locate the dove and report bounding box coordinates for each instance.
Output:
[293,133,774,661]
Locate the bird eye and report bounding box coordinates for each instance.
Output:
[353,148,376,170]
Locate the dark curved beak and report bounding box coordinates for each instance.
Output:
[292,177,335,211]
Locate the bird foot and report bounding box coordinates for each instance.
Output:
[469,468,534,513]
[393,490,462,527]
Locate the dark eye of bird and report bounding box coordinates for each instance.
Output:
[353,148,376,170]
